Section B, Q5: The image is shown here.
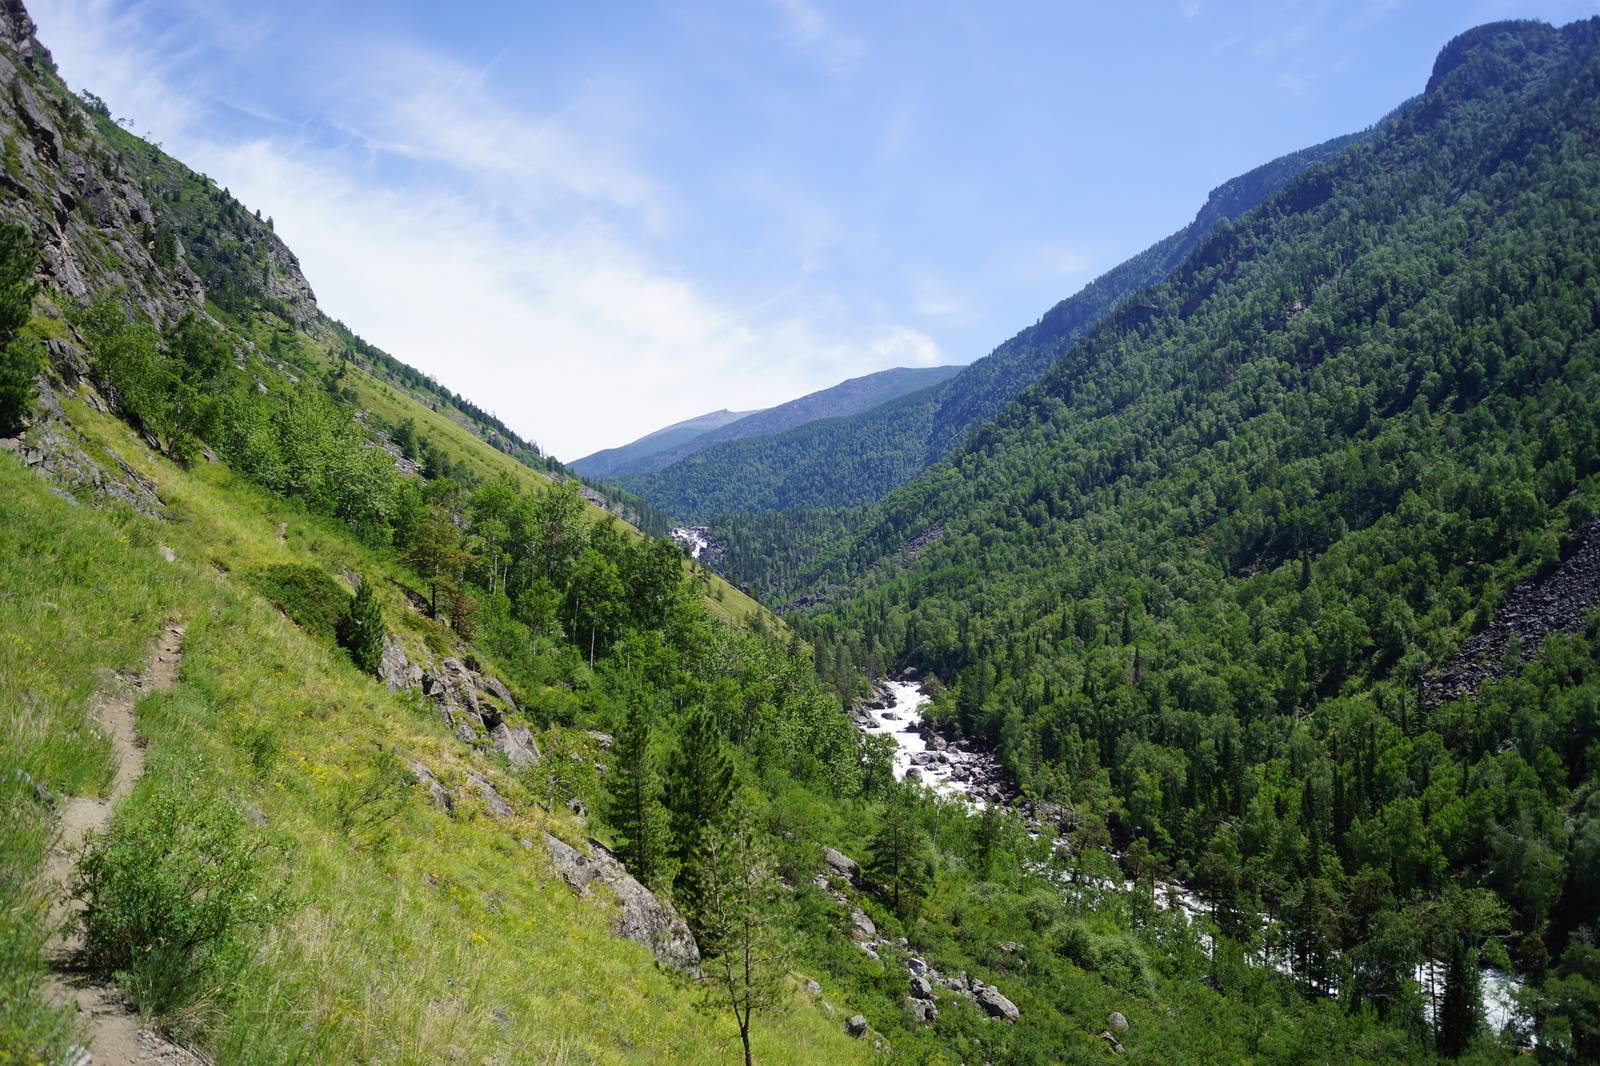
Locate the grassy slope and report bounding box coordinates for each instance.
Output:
[1,391,874,1064]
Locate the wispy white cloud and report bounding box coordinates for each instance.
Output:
[27,0,928,458]
[769,0,867,77]
[1180,1,1203,18]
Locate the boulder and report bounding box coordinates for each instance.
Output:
[461,770,513,817]
[378,636,413,693]
[543,833,701,975]
[908,975,933,1000]
[480,674,518,710]
[805,980,821,997]
[408,760,454,814]
[845,1015,868,1038]
[1108,1011,1129,1032]
[976,987,1020,1022]
[1100,1031,1125,1053]
[905,767,922,782]
[850,909,876,939]
[489,722,540,768]
[822,847,861,885]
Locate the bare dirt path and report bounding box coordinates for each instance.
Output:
[43,622,210,1066]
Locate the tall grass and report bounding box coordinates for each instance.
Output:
[1,402,873,1063]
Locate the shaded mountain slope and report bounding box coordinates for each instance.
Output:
[585,363,963,479]
[620,132,1365,521]
[789,15,1600,981]
[568,406,755,477]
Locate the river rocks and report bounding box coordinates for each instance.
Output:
[976,987,1020,1022]
[845,1015,868,1038]
[543,833,701,974]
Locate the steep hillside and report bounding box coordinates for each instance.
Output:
[569,407,756,478]
[789,14,1600,1040]
[620,133,1364,522]
[584,363,962,479]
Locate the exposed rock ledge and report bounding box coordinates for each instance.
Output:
[544,832,700,975]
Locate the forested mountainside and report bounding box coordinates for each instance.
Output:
[568,406,756,477]
[767,15,1600,1051]
[7,0,1600,1062]
[575,363,962,479]
[618,132,1365,522]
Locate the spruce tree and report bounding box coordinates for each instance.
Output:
[0,222,40,436]
[604,699,665,886]
[337,578,386,676]
[663,705,736,919]
[1437,936,1480,1058]
[867,782,930,914]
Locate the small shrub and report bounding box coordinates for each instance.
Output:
[335,577,386,675]
[72,782,291,1021]
[241,564,349,640]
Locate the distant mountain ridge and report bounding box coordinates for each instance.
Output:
[617,130,1368,521]
[568,408,756,478]
[572,363,962,477]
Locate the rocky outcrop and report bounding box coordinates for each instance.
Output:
[1427,516,1600,703]
[460,770,513,817]
[0,399,163,518]
[543,833,700,975]
[975,986,1020,1022]
[408,760,454,814]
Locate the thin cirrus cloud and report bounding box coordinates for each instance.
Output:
[27,0,939,459]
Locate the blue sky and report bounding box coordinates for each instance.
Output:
[28,0,1600,459]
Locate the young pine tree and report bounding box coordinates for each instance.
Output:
[695,810,793,1066]
[603,699,665,887]
[337,578,386,676]
[663,705,736,919]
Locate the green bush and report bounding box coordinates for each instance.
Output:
[72,782,290,1021]
[335,577,385,675]
[241,564,350,640]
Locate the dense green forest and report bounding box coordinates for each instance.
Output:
[707,17,1600,1059]
[8,4,1600,1063]
[618,133,1366,522]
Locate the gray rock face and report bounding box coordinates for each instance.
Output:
[543,833,700,975]
[480,674,517,710]
[845,1015,868,1038]
[822,846,861,885]
[489,723,541,768]
[378,636,412,693]
[408,760,454,814]
[461,770,513,817]
[976,987,1019,1021]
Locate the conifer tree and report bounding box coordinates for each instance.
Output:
[604,698,665,886]
[695,810,792,1066]
[337,578,386,676]
[867,782,930,914]
[1437,936,1480,1058]
[663,705,736,918]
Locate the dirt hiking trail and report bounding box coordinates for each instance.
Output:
[43,622,210,1066]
